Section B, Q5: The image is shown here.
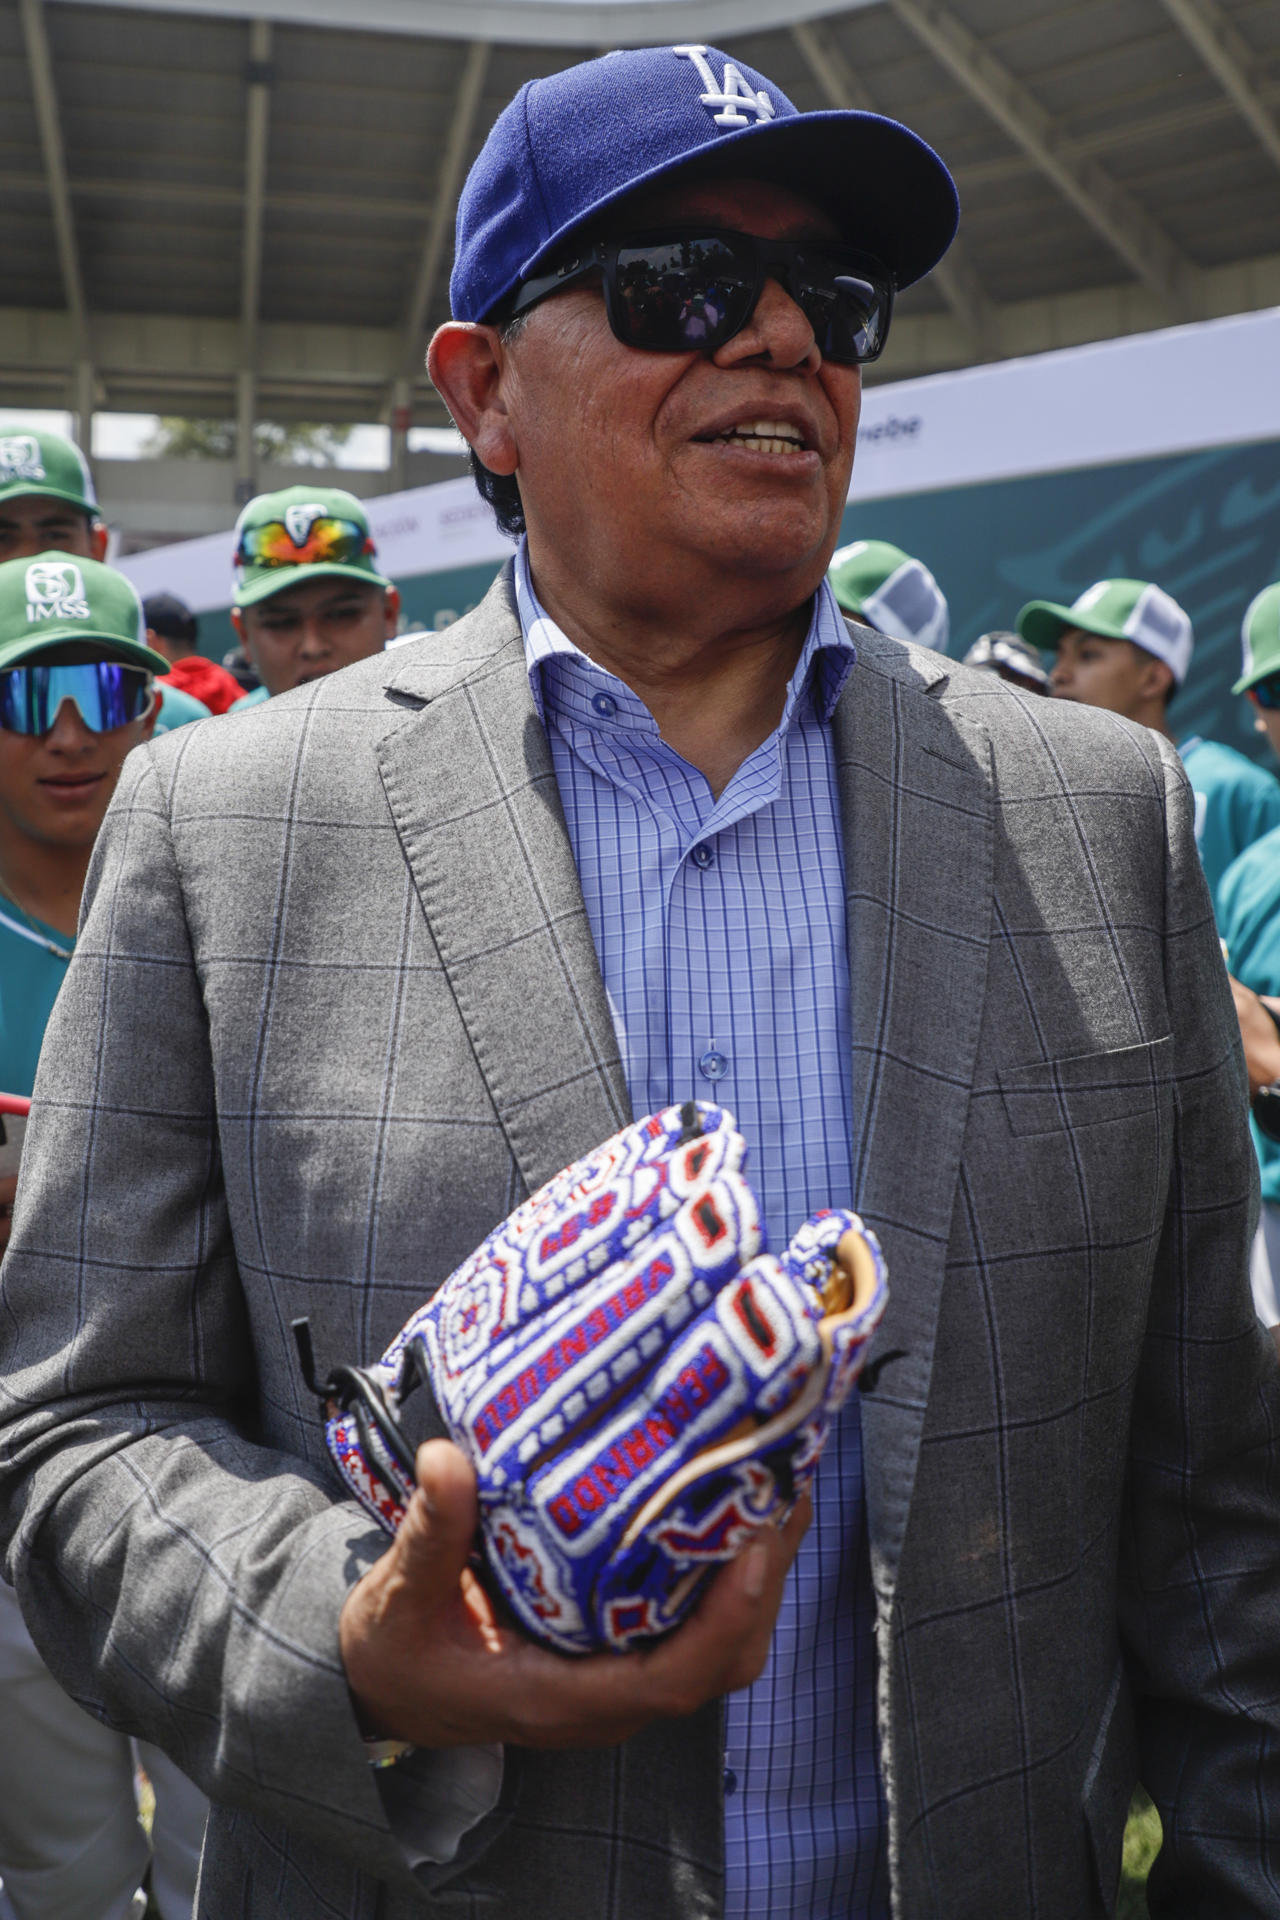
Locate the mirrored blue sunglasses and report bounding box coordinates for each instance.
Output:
[0,662,154,735]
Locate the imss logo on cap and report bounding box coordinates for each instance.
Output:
[0,436,45,486]
[25,560,90,623]
[0,426,97,514]
[0,551,167,674]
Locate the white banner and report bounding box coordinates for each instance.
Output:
[852,304,1280,503]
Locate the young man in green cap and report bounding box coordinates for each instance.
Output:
[0,551,208,1920]
[0,425,212,735]
[1020,576,1280,908]
[1215,582,1280,1342]
[229,485,400,707]
[827,536,949,650]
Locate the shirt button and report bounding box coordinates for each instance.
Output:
[691,842,715,869]
[699,1049,728,1081]
[723,1767,738,1796]
[591,691,616,719]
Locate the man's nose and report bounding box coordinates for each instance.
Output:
[45,699,98,751]
[1049,661,1070,693]
[712,273,823,374]
[296,620,330,657]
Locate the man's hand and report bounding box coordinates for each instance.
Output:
[340,1438,808,1751]
[0,1173,17,1257]
[1229,976,1280,1097]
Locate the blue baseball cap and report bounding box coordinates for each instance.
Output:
[451,43,959,323]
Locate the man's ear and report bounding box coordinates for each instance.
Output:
[427,323,518,478]
[381,585,401,639]
[1141,656,1175,706]
[89,518,109,562]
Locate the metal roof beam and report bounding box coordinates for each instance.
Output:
[236,18,272,497]
[1157,0,1280,174]
[49,0,882,50]
[888,0,1194,312]
[389,38,490,484]
[19,0,94,438]
[791,17,994,345]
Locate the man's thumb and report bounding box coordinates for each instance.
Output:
[394,1439,479,1600]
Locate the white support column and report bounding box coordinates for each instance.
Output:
[236,19,272,505]
[791,18,995,348]
[1157,0,1280,174]
[20,0,95,448]
[73,357,95,457]
[889,0,1195,314]
[388,377,412,492]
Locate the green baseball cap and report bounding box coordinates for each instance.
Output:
[1017,578,1194,685]
[1234,583,1280,695]
[232,485,391,609]
[0,552,168,674]
[828,538,949,650]
[0,426,97,515]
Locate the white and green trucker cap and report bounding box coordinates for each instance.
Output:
[1018,578,1194,685]
[828,538,950,650]
[1234,583,1280,696]
[0,427,97,514]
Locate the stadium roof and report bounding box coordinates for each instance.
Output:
[3,0,1279,443]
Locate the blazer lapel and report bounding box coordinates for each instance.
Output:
[834,634,994,1610]
[375,570,630,1199]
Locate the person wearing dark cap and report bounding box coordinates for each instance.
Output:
[2,42,1278,1920]
[962,630,1049,694]
[144,590,244,717]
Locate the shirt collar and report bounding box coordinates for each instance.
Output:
[515,539,856,734]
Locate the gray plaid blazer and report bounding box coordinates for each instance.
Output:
[3,566,1279,1918]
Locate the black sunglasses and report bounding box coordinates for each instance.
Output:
[507,227,895,367]
[1252,672,1280,711]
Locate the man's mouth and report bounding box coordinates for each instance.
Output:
[702,418,809,454]
[40,772,105,798]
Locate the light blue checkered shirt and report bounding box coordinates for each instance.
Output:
[515,544,888,1917]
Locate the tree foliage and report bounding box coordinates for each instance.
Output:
[142,417,349,465]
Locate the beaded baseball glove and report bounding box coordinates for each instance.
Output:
[296,1101,887,1654]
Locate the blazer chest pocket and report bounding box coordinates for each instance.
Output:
[998,1035,1173,1138]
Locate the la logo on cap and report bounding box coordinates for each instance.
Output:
[26,560,89,622]
[284,502,327,546]
[674,45,776,128]
[0,435,45,484]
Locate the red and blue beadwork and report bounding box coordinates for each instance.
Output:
[300,1101,888,1654]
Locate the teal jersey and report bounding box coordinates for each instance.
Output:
[1178,736,1280,917]
[155,683,212,732]
[1218,822,1280,1205]
[0,903,72,1100]
[230,685,269,710]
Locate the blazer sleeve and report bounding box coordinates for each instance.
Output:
[0,744,498,1892]
[1121,733,1280,1909]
